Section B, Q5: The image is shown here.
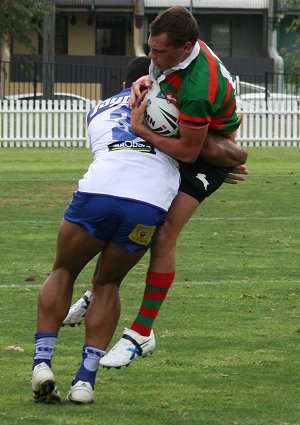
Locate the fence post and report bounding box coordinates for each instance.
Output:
[0,60,5,99]
[33,60,38,98]
[264,70,269,111]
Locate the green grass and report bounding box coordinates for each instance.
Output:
[0,147,299,425]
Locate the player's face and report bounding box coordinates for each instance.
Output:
[148,33,193,71]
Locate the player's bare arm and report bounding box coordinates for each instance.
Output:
[200,134,248,167]
[131,98,208,163]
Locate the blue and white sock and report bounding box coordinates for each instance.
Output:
[33,332,58,369]
[73,345,106,389]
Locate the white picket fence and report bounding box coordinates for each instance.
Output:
[0,99,300,147]
[0,99,95,148]
[237,109,300,147]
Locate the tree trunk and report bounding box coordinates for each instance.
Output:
[42,1,55,100]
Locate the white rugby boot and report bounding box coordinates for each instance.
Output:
[62,289,93,326]
[68,381,94,404]
[32,362,61,404]
[100,328,155,369]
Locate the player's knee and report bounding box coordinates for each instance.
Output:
[93,277,122,288]
[153,232,177,254]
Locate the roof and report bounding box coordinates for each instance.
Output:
[55,0,269,9]
[56,0,134,7]
[144,0,269,9]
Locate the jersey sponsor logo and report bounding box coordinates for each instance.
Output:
[128,224,156,246]
[108,140,156,154]
[164,92,178,105]
[196,173,209,190]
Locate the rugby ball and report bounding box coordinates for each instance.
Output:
[144,82,179,137]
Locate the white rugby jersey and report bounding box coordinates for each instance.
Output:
[78,88,180,211]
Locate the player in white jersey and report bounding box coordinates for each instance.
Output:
[31,57,180,405]
[79,89,178,211]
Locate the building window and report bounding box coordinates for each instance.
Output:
[55,15,68,54]
[96,16,126,55]
[96,28,112,55]
[210,19,231,57]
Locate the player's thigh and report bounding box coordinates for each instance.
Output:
[93,242,147,286]
[54,219,106,275]
[159,191,200,243]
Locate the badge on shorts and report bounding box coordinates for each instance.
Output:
[128,224,156,246]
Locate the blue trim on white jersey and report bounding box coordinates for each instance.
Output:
[87,88,131,126]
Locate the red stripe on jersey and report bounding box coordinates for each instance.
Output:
[179,112,211,126]
[144,290,166,301]
[221,82,233,108]
[214,100,236,125]
[211,108,241,136]
[165,73,183,91]
[139,306,159,319]
[198,40,218,103]
[179,120,205,129]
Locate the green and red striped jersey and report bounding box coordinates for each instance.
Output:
[159,40,241,138]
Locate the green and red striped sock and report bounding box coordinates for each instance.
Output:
[130,271,175,337]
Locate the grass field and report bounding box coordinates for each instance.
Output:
[0,147,299,425]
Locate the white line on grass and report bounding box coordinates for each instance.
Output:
[1,174,300,182]
[1,280,300,289]
[190,216,300,221]
[0,216,299,225]
[0,179,77,182]
[0,220,61,224]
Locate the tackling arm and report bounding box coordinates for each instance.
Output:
[200,133,248,167]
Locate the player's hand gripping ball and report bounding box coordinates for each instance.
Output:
[144,82,179,136]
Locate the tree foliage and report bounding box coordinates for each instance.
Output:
[282,17,300,74]
[0,0,54,52]
[280,1,300,74]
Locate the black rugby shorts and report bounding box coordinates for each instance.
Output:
[179,157,233,203]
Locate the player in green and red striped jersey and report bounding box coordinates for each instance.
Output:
[130,14,242,164]
[98,6,248,369]
[65,7,248,370]
[158,39,240,138]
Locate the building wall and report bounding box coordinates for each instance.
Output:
[68,15,95,55]
[8,4,280,77]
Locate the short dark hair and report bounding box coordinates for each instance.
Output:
[125,56,151,87]
[149,6,199,47]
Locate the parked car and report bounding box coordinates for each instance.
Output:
[2,92,93,111]
[4,92,90,102]
[236,92,300,111]
[234,79,300,111]
[235,80,270,96]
